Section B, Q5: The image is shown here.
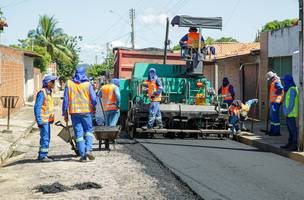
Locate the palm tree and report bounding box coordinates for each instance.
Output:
[31,15,74,64]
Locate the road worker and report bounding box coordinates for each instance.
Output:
[218,77,235,106]
[281,75,298,151]
[34,75,58,162]
[100,78,121,126]
[267,71,284,136]
[179,27,205,59]
[142,68,164,129]
[62,67,97,162]
[228,100,242,135]
[228,99,258,135]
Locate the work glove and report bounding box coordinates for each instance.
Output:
[38,124,43,128]
[64,114,69,122]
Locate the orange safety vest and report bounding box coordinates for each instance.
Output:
[38,89,55,123]
[148,80,162,102]
[270,79,284,103]
[221,85,233,101]
[228,105,240,116]
[187,32,199,45]
[67,80,92,114]
[101,84,119,111]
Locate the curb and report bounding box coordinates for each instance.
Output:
[0,122,35,166]
[236,134,304,164]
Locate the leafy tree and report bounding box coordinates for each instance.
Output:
[172,44,181,51]
[13,15,80,79]
[10,44,51,72]
[205,37,215,45]
[215,37,238,43]
[87,53,115,78]
[261,19,298,32]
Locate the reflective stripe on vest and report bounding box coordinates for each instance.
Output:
[38,89,55,123]
[270,79,284,103]
[187,32,199,44]
[228,105,240,116]
[148,80,161,102]
[221,85,233,101]
[67,80,92,114]
[285,86,299,117]
[101,84,119,111]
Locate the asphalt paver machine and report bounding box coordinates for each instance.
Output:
[120,15,229,139]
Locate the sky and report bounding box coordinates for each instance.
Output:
[0,0,299,64]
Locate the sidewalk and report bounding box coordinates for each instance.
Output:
[0,106,35,165]
[236,121,304,163]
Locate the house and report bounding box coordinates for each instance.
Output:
[259,25,299,121]
[0,45,42,118]
[203,42,261,118]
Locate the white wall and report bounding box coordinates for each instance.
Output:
[24,56,35,102]
[268,25,300,85]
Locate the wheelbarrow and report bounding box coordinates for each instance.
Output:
[55,121,80,156]
[93,125,121,150]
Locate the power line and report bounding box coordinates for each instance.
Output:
[0,0,31,9]
[225,0,241,26]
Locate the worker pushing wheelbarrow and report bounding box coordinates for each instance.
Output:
[94,78,121,150]
[55,121,80,156]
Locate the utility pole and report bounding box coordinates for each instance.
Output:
[129,8,135,49]
[163,17,169,64]
[95,55,98,65]
[298,0,304,151]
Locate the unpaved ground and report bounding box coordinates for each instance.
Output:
[0,108,199,200]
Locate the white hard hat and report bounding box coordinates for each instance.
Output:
[267,71,277,80]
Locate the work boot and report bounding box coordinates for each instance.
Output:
[286,145,298,151]
[280,143,292,149]
[79,157,88,163]
[38,157,53,162]
[86,151,95,161]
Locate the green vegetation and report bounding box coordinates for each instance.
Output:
[12,15,80,80]
[86,53,115,78]
[172,35,238,48]
[255,18,298,42]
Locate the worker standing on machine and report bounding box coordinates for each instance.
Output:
[218,77,235,106]
[142,68,164,129]
[62,66,97,162]
[34,75,58,162]
[100,78,121,126]
[267,71,284,136]
[179,27,205,59]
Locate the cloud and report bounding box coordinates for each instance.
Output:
[139,13,169,25]
[111,40,128,48]
[80,44,103,53]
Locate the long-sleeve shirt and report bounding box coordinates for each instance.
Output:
[34,88,51,125]
[274,79,284,95]
[62,81,97,116]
